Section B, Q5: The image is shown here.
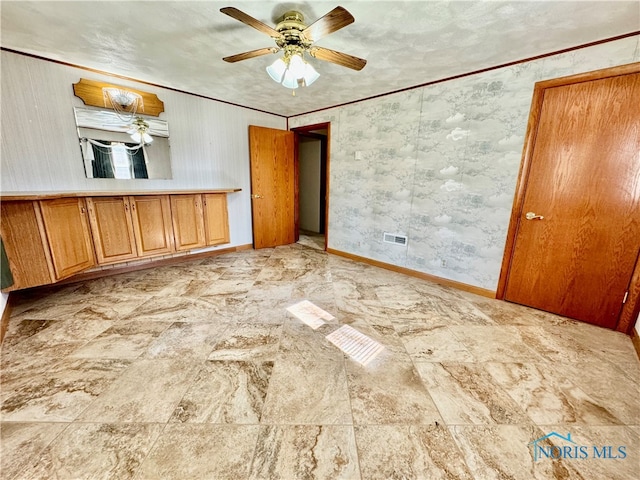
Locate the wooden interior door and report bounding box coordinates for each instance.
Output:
[249,125,295,249]
[502,67,640,329]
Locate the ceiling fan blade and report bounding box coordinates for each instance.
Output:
[220,7,283,39]
[309,47,366,71]
[223,47,280,63]
[302,6,354,42]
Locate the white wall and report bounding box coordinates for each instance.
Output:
[289,36,640,291]
[1,51,286,249]
[299,138,322,232]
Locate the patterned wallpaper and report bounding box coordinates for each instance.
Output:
[290,36,640,291]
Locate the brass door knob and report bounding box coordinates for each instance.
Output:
[525,212,544,220]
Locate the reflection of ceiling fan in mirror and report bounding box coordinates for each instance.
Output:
[220,6,366,92]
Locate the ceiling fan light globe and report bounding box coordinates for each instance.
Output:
[288,54,306,78]
[303,63,320,86]
[130,132,142,143]
[266,58,287,83]
[142,132,153,144]
[281,69,299,89]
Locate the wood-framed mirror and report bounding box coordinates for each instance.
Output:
[74,107,172,179]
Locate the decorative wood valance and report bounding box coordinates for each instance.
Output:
[72,78,165,117]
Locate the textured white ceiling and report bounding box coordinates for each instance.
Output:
[2,1,638,117]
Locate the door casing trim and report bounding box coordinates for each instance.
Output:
[291,122,331,251]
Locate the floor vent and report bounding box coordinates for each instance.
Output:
[383,232,408,246]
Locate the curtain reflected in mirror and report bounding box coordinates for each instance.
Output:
[74,107,172,179]
[87,141,148,179]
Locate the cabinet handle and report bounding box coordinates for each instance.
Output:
[124,203,129,212]
[80,206,86,214]
[131,203,136,211]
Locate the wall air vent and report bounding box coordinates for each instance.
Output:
[383,232,408,246]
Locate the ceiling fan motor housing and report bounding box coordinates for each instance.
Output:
[275,11,312,48]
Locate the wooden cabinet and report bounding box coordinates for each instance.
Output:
[171,194,230,250]
[130,195,175,257]
[171,194,206,251]
[86,197,138,264]
[1,189,236,291]
[38,198,95,279]
[203,194,230,246]
[0,199,97,288]
[87,195,174,263]
[0,201,54,291]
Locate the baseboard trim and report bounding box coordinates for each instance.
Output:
[326,248,496,299]
[631,328,640,361]
[56,244,254,286]
[1,294,13,345]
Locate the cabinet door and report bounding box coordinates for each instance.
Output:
[203,194,230,246]
[170,194,206,251]
[86,197,138,264]
[129,195,175,257]
[0,201,54,290]
[38,198,95,280]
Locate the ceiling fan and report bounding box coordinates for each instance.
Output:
[220,6,366,91]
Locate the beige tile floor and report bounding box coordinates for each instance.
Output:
[1,236,639,479]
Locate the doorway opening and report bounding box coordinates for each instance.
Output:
[292,123,330,251]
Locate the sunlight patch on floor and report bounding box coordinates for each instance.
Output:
[326,325,385,366]
[286,300,334,330]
